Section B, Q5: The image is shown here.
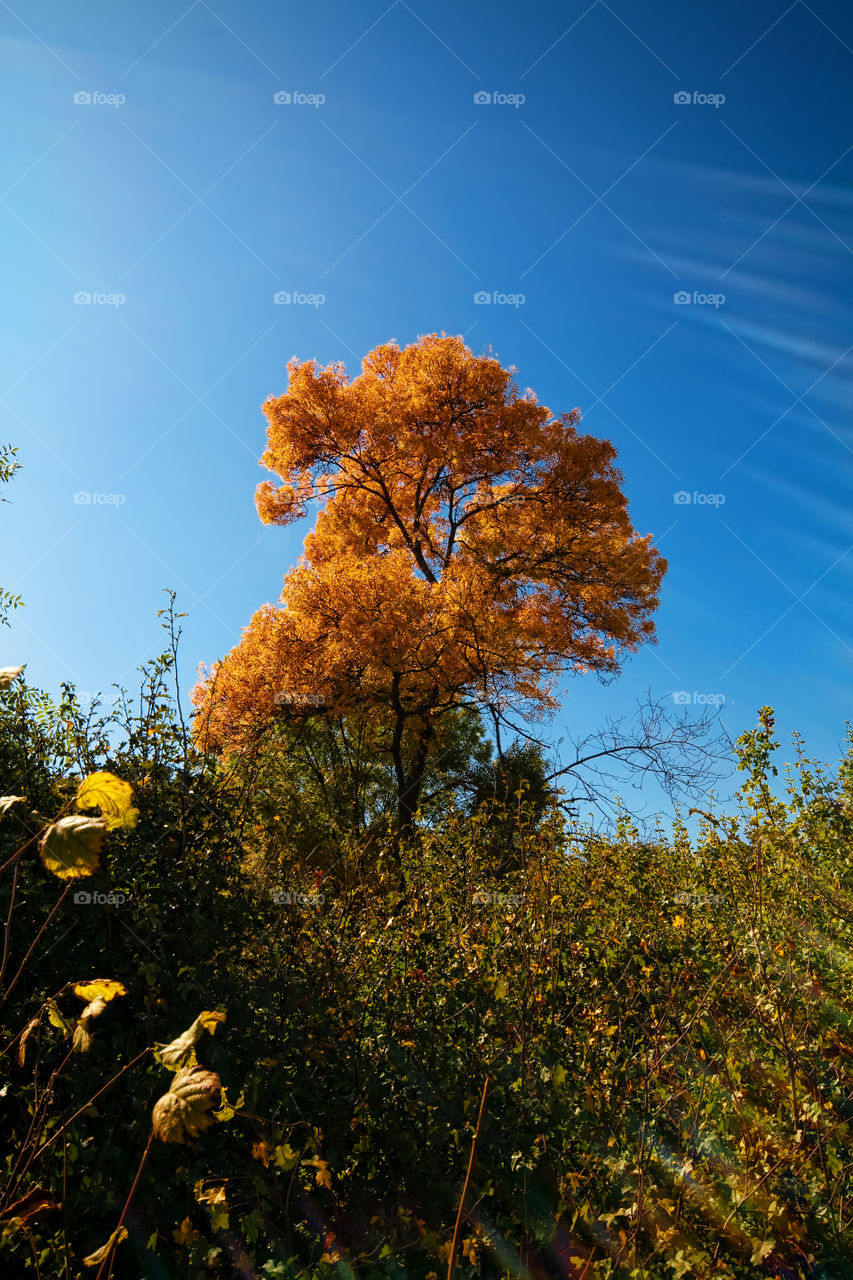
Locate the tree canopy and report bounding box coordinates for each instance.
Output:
[194,333,667,828]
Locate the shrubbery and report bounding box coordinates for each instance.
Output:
[2,645,853,1277]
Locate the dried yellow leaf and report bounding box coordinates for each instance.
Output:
[83,1226,128,1267]
[252,1140,271,1166]
[155,1009,226,1070]
[172,1217,199,1245]
[76,771,138,830]
[0,1187,60,1229]
[17,1016,40,1066]
[72,996,109,1054]
[197,1010,226,1034]
[152,1065,222,1143]
[39,816,105,881]
[73,979,128,1003]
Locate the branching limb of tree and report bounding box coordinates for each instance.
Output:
[538,691,733,827]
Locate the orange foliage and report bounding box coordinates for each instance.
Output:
[193,333,666,758]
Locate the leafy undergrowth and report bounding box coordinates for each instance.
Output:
[2,662,853,1278]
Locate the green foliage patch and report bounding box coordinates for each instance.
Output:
[2,641,853,1278]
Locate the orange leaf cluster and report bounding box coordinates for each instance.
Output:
[194,334,666,753]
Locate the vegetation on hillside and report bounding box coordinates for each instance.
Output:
[2,635,853,1277]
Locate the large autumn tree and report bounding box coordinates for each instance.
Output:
[194,333,667,832]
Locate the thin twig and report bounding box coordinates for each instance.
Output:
[0,884,72,1012]
[447,1075,490,1280]
[96,1129,155,1280]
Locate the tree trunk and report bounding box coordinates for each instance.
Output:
[388,716,435,891]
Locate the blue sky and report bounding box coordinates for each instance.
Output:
[2,0,852,814]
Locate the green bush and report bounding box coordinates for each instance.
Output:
[3,648,853,1278]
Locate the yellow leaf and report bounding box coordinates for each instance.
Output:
[73,979,127,1003]
[83,1226,128,1267]
[273,1143,298,1170]
[0,666,24,690]
[304,1156,332,1189]
[155,1009,227,1071]
[39,816,105,880]
[194,1181,228,1207]
[252,1140,271,1166]
[76,771,138,831]
[212,1085,244,1123]
[0,795,25,817]
[197,1010,226,1035]
[172,1217,199,1245]
[47,1000,72,1035]
[673,915,686,929]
